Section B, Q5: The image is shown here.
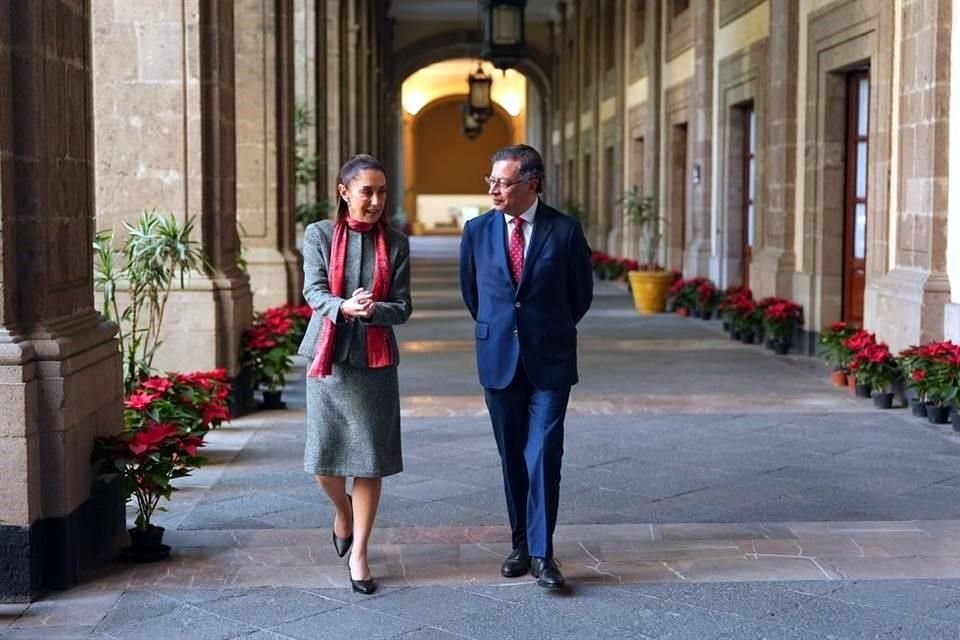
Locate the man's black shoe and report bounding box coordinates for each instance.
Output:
[500,547,531,577]
[531,557,565,589]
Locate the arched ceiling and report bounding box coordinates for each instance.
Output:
[401,59,527,117]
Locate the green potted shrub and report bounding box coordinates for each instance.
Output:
[849,342,899,407]
[619,187,673,314]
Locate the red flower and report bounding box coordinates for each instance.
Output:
[912,370,927,382]
[202,403,231,425]
[128,422,180,456]
[125,391,160,411]
[843,330,876,352]
[179,435,205,457]
[141,376,173,394]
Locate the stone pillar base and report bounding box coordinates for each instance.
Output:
[750,246,797,298]
[867,268,952,352]
[247,247,296,311]
[946,302,960,343]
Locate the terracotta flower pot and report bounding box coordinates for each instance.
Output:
[830,370,848,387]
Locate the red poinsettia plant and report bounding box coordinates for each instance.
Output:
[849,341,899,393]
[760,298,804,344]
[93,422,206,532]
[93,369,228,533]
[818,321,858,372]
[242,306,302,392]
[900,341,960,407]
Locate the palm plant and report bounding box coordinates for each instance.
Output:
[619,186,663,270]
[94,210,211,392]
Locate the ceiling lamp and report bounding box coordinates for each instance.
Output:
[462,103,482,139]
[480,0,526,72]
[467,64,493,122]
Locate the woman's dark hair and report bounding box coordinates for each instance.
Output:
[491,144,545,193]
[336,154,386,219]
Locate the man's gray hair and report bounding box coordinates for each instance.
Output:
[492,144,545,194]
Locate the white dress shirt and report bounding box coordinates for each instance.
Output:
[503,199,538,255]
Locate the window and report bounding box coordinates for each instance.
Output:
[633,0,645,48]
[604,0,616,71]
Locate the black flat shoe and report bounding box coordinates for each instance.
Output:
[332,495,353,558]
[531,557,566,589]
[348,566,377,594]
[500,547,531,578]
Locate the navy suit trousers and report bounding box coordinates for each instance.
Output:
[484,360,570,559]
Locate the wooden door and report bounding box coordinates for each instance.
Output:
[742,106,756,287]
[842,71,869,326]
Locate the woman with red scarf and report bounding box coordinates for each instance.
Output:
[298,154,411,594]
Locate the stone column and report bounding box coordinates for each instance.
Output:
[870,0,952,348]
[294,0,317,208]
[320,0,342,202]
[1,0,124,601]
[753,0,798,297]
[684,0,712,276]
[235,0,300,310]
[92,0,252,379]
[643,0,662,241]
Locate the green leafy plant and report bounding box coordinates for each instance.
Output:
[818,321,858,372]
[294,103,332,227]
[619,186,663,271]
[562,199,585,225]
[94,209,211,393]
[242,305,305,392]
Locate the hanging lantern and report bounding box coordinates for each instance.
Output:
[467,64,493,122]
[480,0,527,72]
[462,103,482,139]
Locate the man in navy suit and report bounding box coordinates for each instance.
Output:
[459,144,593,588]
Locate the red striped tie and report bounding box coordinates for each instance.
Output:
[509,217,524,284]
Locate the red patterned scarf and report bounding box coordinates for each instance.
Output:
[307,218,393,378]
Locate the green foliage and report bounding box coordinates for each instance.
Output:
[93,209,211,393]
[619,186,663,270]
[294,103,332,226]
[562,199,585,225]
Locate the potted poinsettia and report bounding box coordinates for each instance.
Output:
[92,422,205,560]
[848,342,900,407]
[761,298,803,355]
[242,307,298,409]
[93,369,229,559]
[819,322,858,386]
[905,341,960,423]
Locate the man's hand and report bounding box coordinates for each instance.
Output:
[340,288,375,319]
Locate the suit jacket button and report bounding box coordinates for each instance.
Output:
[514,301,521,308]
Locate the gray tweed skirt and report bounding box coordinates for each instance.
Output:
[303,364,402,478]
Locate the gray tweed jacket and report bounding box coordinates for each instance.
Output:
[298,220,412,366]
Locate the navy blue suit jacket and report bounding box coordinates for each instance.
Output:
[459,201,593,390]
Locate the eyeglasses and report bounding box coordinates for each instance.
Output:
[483,176,528,190]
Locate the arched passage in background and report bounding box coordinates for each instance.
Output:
[406,96,514,234]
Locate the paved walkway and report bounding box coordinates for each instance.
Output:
[7,236,960,639]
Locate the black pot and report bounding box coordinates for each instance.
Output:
[691,307,702,318]
[121,525,170,562]
[722,320,730,332]
[699,308,713,321]
[260,390,287,410]
[952,408,960,433]
[740,331,756,345]
[910,397,928,417]
[872,392,894,409]
[730,329,741,341]
[772,340,791,356]
[854,383,872,399]
[927,404,951,424]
